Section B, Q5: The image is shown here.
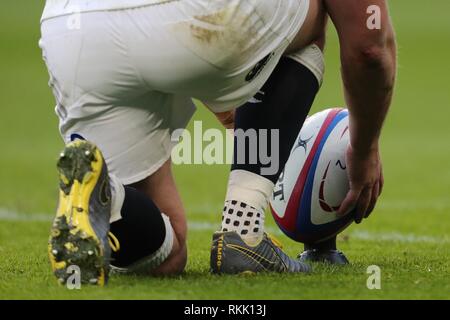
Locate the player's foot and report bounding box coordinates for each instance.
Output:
[210,231,311,274]
[298,249,349,265]
[48,140,119,286]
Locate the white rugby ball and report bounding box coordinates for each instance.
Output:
[270,108,354,243]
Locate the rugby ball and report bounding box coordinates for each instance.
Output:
[270,108,354,243]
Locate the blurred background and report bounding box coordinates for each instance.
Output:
[0,0,449,299]
[1,0,449,220]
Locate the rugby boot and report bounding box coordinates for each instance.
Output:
[48,140,120,286]
[210,231,311,274]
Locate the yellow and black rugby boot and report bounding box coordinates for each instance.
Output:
[48,140,116,286]
[210,231,311,274]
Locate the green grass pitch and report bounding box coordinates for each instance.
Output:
[0,0,449,299]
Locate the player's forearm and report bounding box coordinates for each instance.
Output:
[341,38,397,154]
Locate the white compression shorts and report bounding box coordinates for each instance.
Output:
[40,0,310,185]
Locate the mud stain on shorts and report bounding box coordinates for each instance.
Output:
[169,4,264,70]
[190,11,229,44]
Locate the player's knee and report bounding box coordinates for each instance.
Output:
[285,44,325,87]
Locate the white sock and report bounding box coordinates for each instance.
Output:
[109,173,125,223]
[220,170,274,244]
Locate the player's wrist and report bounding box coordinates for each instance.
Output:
[348,141,380,159]
[347,122,380,157]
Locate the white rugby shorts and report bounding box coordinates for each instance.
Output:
[40,0,310,184]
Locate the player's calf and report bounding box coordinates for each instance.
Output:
[212,46,326,274]
[222,50,323,237]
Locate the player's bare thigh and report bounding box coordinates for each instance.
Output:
[285,0,327,54]
[128,159,188,275]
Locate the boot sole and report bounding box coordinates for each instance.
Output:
[48,141,107,286]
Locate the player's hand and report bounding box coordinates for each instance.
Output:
[337,144,384,224]
[215,110,235,130]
